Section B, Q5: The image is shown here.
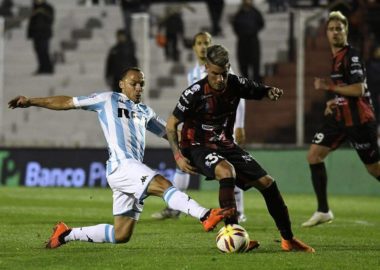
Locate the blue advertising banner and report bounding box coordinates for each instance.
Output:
[0,148,200,189]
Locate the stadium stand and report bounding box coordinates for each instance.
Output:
[1,0,327,147]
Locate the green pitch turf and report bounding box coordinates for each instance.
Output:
[0,187,379,270]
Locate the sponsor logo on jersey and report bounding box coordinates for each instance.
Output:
[201,124,215,131]
[350,69,363,75]
[191,84,201,92]
[242,154,253,162]
[238,76,247,84]
[176,103,187,112]
[181,95,190,104]
[351,142,370,150]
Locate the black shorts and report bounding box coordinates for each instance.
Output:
[312,116,380,164]
[183,146,267,191]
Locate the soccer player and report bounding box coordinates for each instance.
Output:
[302,11,380,227]
[152,31,248,222]
[8,67,234,249]
[166,44,315,252]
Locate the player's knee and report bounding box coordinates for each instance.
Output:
[215,160,236,179]
[255,175,274,190]
[307,149,324,164]
[115,234,132,244]
[147,175,172,196]
[365,162,380,178]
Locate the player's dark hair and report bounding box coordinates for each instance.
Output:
[192,31,212,46]
[120,67,142,80]
[206,45,229,67]
[327,11,348,33]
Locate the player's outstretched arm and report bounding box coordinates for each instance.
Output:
[8,95,75,110]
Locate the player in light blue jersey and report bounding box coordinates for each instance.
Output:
[152,32,247,222]
[8,67,234,249]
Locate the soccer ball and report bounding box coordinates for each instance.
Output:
[216,224,250,253]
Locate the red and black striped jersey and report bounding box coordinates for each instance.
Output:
[173,74,269,149]
[331,45,375,126]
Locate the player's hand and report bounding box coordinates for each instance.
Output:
[268,87,283,101]
[8,96,30,109]
[174,152,197,175]
[314,77,329,91]
[234,127,246,146]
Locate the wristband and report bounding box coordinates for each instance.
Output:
[174,152,182,161]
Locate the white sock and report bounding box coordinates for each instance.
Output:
[64,224,115,243]
[172,168,190,191]
[163,186,208,219]
[234,187,244,215]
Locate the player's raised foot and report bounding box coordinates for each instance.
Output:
[245,240,260,252]
[281,238,315,253]
[301,210,334,227]
[201,208,235,232]
[45,222,71,249]
[151,207,181,220]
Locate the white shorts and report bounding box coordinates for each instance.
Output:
[107,159,158,220]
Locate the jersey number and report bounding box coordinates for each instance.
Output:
[312,133,324,144]
[118,108,130,118]
[204,153,223,167]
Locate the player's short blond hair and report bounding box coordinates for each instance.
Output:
[327,11,349,33]
[192,31,212,46]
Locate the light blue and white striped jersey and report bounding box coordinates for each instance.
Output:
[73,92,166,174]
[187,62,246,128]
[187,62,207,85]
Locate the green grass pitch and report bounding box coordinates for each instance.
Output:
[0,187,379,270]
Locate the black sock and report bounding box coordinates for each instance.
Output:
[260,181,293,240]
[219,178,238,224]
[310,163,329,212]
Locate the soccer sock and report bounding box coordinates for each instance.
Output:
[219,178,238,224]
[310,163,329,212]
[172,168,190,191]
[234,186,244,216]
[64,224,115,244]
[260,181,293,240]
[163,186,208,219]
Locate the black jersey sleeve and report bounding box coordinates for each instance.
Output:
[346,47,365,84]
[172,83,200,122]
[230,74,270,100]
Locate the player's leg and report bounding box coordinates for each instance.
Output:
[302,121,344,227]
[234,187,246,222]
[365,161,380,180]
[249,175,314,252]
[306,143,331,212]
[214,160,239,225]
[302,143,334,227]
[147,174,234,231]
[45,189,140,249]
[48,216,135,247]
[151,168,190,220]
[351,121,380,181]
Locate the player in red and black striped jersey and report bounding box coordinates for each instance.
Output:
[166,44,315,252]
[302,11,380,227]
